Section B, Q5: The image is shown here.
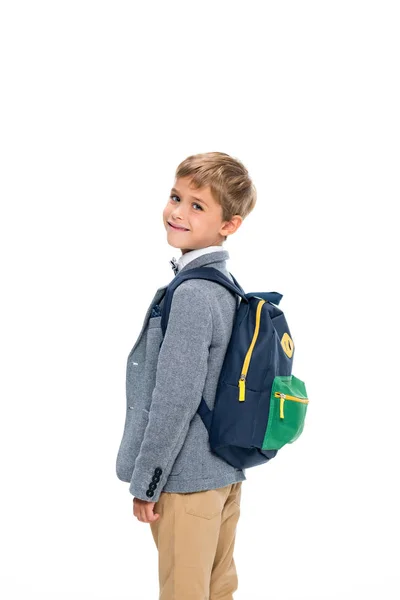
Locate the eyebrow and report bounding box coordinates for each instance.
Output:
[171,187,209,207]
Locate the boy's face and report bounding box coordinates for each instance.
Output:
[163,176,239,254]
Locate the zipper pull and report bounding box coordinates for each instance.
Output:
[238,375,246,402]
[279,393,286,419]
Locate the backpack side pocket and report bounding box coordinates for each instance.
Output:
[262,375,309,450]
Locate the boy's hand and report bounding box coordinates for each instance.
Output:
[133,497,160,523]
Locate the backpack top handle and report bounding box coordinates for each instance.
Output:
[228,272,283,305]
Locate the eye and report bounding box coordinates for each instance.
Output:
[169,195,203,211]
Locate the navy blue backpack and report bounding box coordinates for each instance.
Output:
[159,267,309,470]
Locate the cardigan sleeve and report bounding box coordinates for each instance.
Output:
[129,282,213,502]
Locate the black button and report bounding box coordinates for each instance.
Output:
[148,482,157,491]
[151,475,160,483]
[146,489,154,498]
[154,467,162,476]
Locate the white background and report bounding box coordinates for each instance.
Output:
[1,1,399,599]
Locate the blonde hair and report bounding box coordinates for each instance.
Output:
[175,152,257,241]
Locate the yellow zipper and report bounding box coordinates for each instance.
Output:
[238,299,266,402]
[274,392,309,419]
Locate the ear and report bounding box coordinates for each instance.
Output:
[219,215,243,238]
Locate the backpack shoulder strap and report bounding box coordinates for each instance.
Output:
[160,267,247,336]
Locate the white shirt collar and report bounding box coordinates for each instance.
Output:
[170,245,226,274]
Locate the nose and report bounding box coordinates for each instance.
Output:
[171,206,185,220]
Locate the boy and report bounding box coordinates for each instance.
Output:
[116,151,257,599]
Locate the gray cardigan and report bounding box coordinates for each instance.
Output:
[115,249,246,502]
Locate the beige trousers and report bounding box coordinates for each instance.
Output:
[150,482,242,600]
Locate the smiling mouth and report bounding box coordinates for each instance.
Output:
[168,222,189,231]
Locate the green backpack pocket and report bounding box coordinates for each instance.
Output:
[262,375,309,450]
